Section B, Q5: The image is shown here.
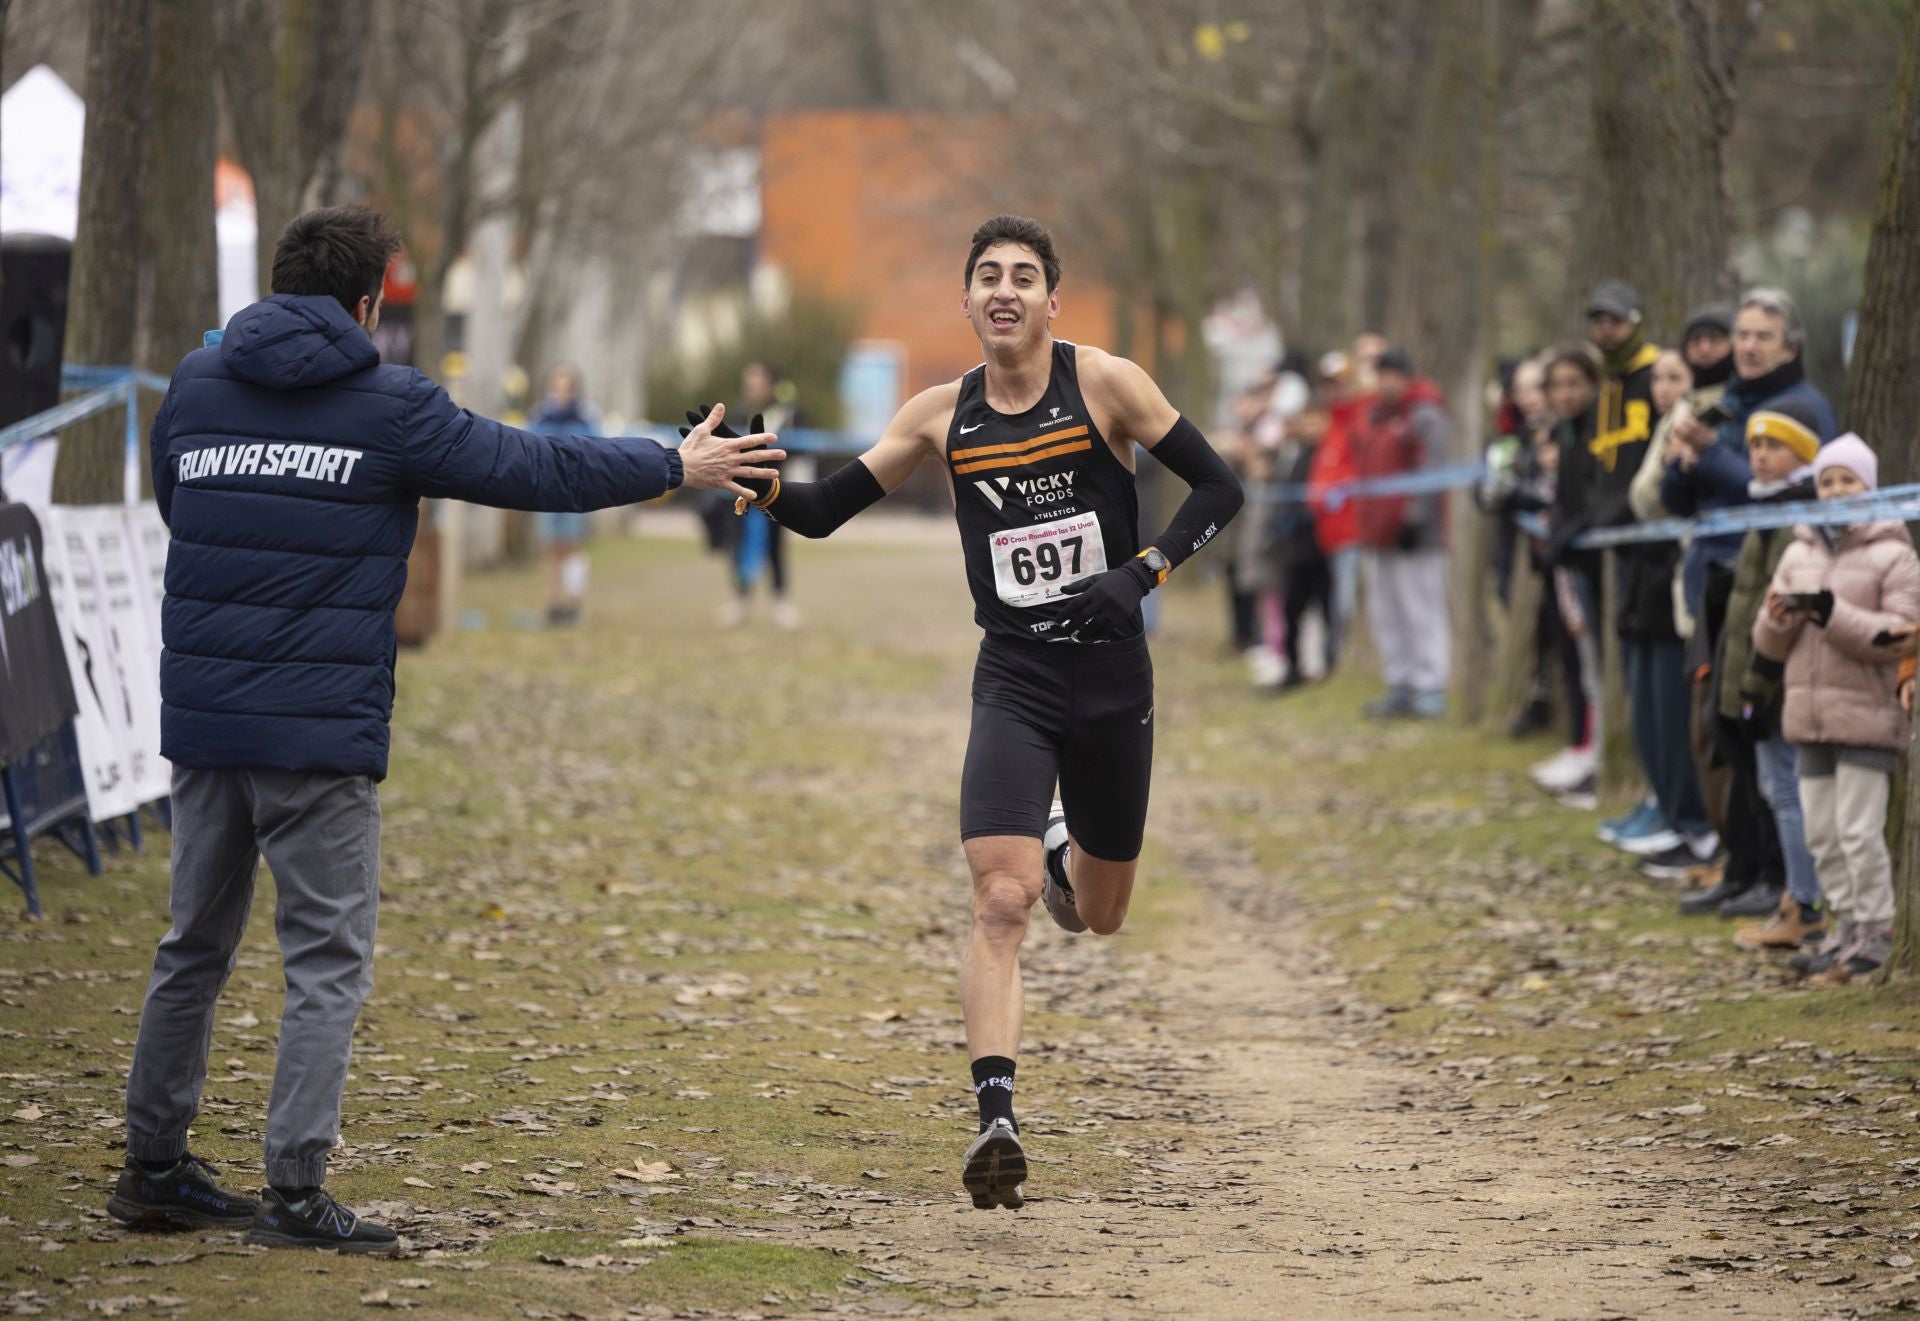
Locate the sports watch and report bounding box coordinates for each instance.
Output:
[1136,546,1170,587]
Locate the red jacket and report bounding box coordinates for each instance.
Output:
[1307,395,1367,554]
[1348,378,1451,551]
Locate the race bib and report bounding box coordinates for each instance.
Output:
[988,512,1108,607]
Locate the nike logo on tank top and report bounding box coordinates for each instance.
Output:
[946,341,1141,643]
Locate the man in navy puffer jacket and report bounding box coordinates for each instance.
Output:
[111,207,780,1251]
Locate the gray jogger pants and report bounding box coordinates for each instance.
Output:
[1362,548,1451,692]
[125,767,381,1189]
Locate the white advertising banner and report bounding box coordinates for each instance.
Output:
[78,507,167,804]
[38,504,170,819]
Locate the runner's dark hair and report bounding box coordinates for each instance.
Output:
[271,206,403,314]
[965,215,1061,293]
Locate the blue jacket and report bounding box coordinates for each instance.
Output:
[1659,359,1835,614]
[151,294,683,779]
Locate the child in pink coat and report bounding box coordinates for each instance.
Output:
[1751,434,1920,982]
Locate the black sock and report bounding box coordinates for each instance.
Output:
[971,1056,1017,1131]
[134,1156,179,1174]
[272,1184,320,1205]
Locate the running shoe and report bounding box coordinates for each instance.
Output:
[1532,746,1596,793]
[1363,687,1414,720]
[1555,774,1598,811]
[1040,802,1087,934]
[962,1118,1026,1211]
[1596,799,1657,845]
[247,1187,399,1254]
[107,1154,258,1231]
[1638,843,1703,881]
[1615,823,1684,857]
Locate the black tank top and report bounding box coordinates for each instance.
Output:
[946,340,1141,644]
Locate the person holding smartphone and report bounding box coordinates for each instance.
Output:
[1750,434,1920,984]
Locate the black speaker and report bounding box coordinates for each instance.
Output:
[0,235,72,429]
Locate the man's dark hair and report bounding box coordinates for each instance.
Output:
[271,206,403,313]
[965,215,1061,293]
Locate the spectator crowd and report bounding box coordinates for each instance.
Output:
[1222,283,1919,986]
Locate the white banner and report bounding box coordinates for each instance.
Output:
[38,504,170,820]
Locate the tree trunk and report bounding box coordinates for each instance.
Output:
[135,0,220,500]
[1578,0,1747,790]
[1575,0,1748,341]
[216,0,374,295]
[1847,0,1920,481]
[1856,3,1920,977]
[1383,1,1518,719]
[1292,0,1364,346]
[54,0,151,506]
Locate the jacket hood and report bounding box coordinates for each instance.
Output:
[221,294,381,390]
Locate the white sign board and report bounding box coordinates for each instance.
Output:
[37,504,170,820]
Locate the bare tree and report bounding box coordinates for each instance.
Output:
[1575,0,1750,339]
[137,0,218,381]
[214,0,374,293]
[52,0,149,505]
[1848,0,1920,482]
[1853,3,1920,977]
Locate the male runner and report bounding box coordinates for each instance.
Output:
[687,215,1241,1209]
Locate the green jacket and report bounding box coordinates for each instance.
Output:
[1718,476,1816,720]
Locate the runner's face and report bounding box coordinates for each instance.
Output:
[965,242,1057,350]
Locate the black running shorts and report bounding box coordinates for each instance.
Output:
[959,633,1154,862]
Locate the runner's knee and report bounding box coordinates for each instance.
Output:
[972,872,1036,940]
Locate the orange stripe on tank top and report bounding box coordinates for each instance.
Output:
[949,423,1090,463]
[951,437,1094,476]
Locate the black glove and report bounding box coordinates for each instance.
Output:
[1802,589,1834,628]
[1738,657,1783,740]
[678,406,774,504]
[1395,519,1429,552]
[1736,688,1773,741]
[1057,559,1155,642]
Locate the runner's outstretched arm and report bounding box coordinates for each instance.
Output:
[1057,355,1244,639]
[681,388,945,538]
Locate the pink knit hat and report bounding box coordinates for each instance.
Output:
[1814,432,1877,491]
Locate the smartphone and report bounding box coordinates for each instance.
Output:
[1693,400,1733,430]
[1781,592,1827,613]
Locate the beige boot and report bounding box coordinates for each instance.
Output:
[1734,893,1825,951]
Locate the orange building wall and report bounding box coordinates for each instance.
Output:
[759,111,1134,399]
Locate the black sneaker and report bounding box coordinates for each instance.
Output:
[1719,883,1784,919]
[108,1154,259,1231]
[246,1187,399,1254]
[1638,843,1701,881]
[1678,876,1756,916]
[962,1118,1026,1211]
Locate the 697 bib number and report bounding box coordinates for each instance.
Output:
[988,512,1108,608]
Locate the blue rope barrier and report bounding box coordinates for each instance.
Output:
[0,380,135,454]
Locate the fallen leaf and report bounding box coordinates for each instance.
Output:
[10,1105,43,1122]
[620,1159,679,1184]
[402,1176,435,1189]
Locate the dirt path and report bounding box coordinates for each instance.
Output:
[788,597,1833,1319]
[805,808,1833,1319]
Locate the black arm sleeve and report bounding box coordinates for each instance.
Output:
[765,458,887,539]
[1143,415,1244,570]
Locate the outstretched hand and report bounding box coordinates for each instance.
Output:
[1056,560,1155,642]
[675,403,783,498]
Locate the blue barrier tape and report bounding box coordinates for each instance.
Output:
[61,364,170,393]
[1512,491,1920,547]
[0,381,135,454]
